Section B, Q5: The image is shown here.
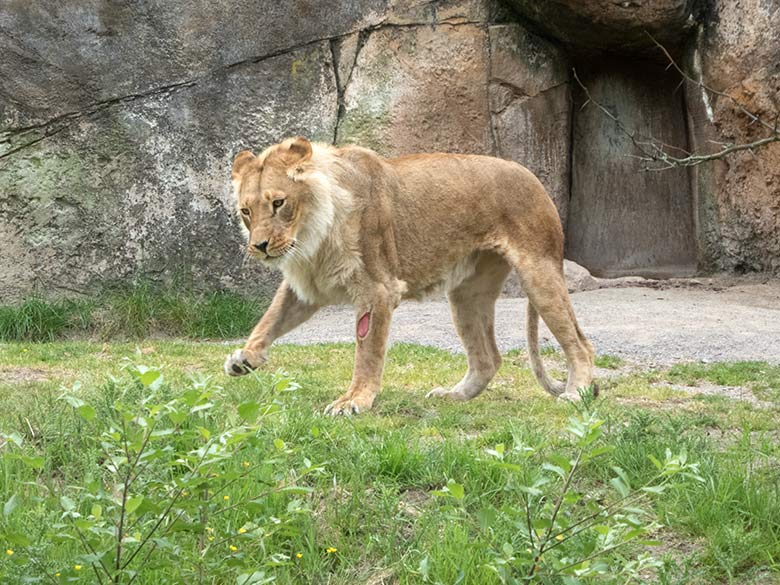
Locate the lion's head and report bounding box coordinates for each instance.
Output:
[231,137,335,265]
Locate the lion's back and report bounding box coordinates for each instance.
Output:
[387,153,547,208]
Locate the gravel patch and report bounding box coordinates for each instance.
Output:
[272,283,780,366]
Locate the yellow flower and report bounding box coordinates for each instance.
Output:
[230,545,238,552]
[182,490,188,496]
[223,495,230,501]
[242,461,251,468]
[326,547,337,554]
[238,528,247,534]
[208,536,214,542]
[555,534,564,541]
[5,549,13,556]
[74,565,82,571]
[55,573,61,577]
[296,552,303,559]
[206,526,214,533]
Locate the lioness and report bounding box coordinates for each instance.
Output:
[225,137,594,414]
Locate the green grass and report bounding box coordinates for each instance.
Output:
[0,285,270,342]
[1,342,779,583]
[666,361,780,401]
[0,297,93,342]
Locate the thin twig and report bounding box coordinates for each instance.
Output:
[648,33,777,134]
[115,417,133,575]
[528,451,581,579]
[121,436,219,571]
[68,516,109,584]
[27,554,61,585]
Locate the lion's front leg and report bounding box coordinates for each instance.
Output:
[225,282,318,376]
[325,298,394,416]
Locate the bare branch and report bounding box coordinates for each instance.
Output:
[647,33,777,134]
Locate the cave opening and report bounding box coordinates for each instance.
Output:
[502,1,706,278]
[564,57,698,278]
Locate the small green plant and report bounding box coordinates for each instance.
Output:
[470,406,705,583]
[0,362,318,583]
[594,354,625,370]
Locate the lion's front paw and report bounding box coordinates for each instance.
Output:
[223,348,266,377]
[425,387,469,401]
[324,392,375,416]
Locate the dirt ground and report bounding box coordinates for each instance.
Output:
[276,278,780,365]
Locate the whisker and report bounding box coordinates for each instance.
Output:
[286,244,310,266]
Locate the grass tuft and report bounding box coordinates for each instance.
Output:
[0,296,93,342]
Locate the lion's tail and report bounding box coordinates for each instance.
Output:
[526,302,566,397]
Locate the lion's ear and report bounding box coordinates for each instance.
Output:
[284,137,313,164]
[232,150,256,180]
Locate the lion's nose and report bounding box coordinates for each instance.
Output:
[254,241,268,254]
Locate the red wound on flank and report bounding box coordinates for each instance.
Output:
[357,312,370,339]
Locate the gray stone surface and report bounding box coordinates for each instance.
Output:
[489,24,571,223]
[337,22,493,156]
[1,0,779,303]
[0,0,388,128]
[0,41,339,298]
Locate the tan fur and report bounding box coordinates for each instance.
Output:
[224,137,595,414]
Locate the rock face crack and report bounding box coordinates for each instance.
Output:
[489,80,568,116]
[330,29,370,145]
[0,80,196,159]
[485,25,499,155]
[329,39,343,145]
[1,80,197,136]
[1,20,486,158]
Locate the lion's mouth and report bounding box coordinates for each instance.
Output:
[251,241,297,262]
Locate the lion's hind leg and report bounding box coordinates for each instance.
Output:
[515,256,594,401]
[426,252,509,401]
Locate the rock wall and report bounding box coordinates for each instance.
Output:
[684,0,780,273]
[0,0,390,299]
[505,0,780,277]
[0,0,778,301]
[502,0,704,54]
[0,0,575,300]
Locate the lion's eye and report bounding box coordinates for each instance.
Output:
[272,199,284,209]
[240,208,250,216]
